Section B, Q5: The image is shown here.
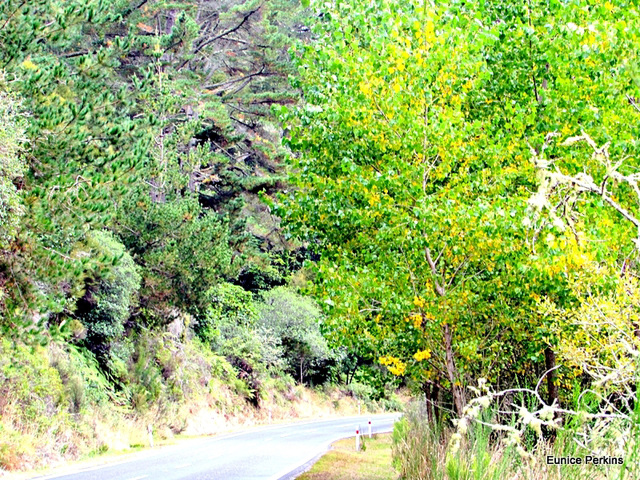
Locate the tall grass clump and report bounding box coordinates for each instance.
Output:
[393,391,639,480]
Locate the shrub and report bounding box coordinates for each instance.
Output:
[75,230,141,370]
[257,287,331,384]
[115,195,233,317]
[0,78,26,248]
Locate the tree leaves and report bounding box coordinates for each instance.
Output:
[278,0,640,408]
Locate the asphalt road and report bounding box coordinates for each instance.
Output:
[35,413,401,480]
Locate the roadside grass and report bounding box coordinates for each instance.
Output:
[297,434,397,480]
[1,334,390,473]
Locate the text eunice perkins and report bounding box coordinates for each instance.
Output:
[546,455,624,466]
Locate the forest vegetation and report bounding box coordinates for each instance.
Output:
[1,0,640,478]
[0,0,401,471]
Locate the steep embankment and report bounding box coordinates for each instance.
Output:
[0,335,393,473]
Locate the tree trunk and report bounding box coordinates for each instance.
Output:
[346,359,358,385]
[544,347,559,407]
[300,357,304,385]
[424,248,465,416]
[149,177,166,204]
[423,381,440,423]
[423,382,433,422]
[444,323,464,416]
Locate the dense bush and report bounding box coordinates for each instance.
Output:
[75,230,141,370]
[0,80,26,249]
[115,195,234,319]
[258,287,331,384]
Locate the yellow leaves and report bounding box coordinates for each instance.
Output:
[414,349,431,361]
[582,32,597,47]
[545,233,556,248]
[604,1,614,12]
[413,296,426,308]
[359,81,372,96]
[379,356,406,375]
[542,233,596,279]
[424,20,436,44]
[21,57,37,71]
[408,313,423,328]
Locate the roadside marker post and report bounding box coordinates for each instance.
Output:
[355,427,360,451]
[147,424,154,448]
[368,419,372,438]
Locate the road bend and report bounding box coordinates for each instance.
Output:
[33,413,401,480]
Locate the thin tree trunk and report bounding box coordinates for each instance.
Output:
[432,382,440,422]
[423,381,440,423]
[423,382,433,423]
[300,357,304,385]
[444,323,464,416]
[544,347,559,406]
[424,247,466,416]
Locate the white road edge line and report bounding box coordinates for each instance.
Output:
[124,476,148,480]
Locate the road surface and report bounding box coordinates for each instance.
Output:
[34,413,401,480]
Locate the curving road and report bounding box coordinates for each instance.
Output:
[33,413,401,480]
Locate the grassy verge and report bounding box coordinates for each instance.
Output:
[392,402,638,480]
[0,335,399,474]
[297,434,397,480]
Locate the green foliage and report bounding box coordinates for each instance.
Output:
[258,287,331,383]
[0,339,68,470]
[197,282,259,346]
[0,339,68,431]
[195,283,271,402]
[116,194,233,318]
[278,0,640,415]
[76,231,141,361]
[0,80,26,249]
[49,344,115,412]
[0,0,310,331]
[0,0,156,323]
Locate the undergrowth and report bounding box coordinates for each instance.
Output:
[392,401,638,480]
[0,334,381,472]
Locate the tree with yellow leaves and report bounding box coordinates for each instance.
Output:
[279,0,640,419]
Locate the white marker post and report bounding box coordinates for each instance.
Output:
[368,418,372,438]
[355,427,360,451]
[147,424,154,448]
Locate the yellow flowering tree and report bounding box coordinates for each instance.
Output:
[279,0,640,416]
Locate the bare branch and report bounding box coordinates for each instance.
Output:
[425,246,445,296]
